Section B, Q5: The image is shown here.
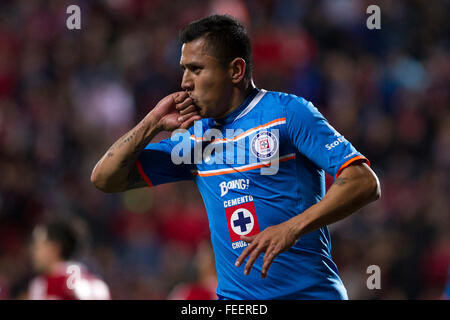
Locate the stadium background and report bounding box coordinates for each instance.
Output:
[0,0,449,299]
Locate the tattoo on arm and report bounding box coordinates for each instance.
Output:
[105,119,150,168]
[101,119,150,190]
[107,119,148,155]
[108,130,137,154]
[119,140,148,169]
[334,177,348,186]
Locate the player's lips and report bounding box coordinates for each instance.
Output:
[188,93,196,103]
[189,96,200,109]
[187,93,206,115]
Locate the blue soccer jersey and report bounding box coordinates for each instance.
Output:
[137,88,370,299]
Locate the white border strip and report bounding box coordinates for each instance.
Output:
[234,89,267,122]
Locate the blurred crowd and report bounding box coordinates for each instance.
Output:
[0,0,448,299]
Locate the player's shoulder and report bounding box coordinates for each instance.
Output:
[261,90,318,121]
[262,90,313,110]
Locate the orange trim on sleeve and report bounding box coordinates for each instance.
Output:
[136,160,153,187]
[335,155,370,179]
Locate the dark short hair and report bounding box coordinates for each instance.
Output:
[41,220,85,260]
[180,14,253,80]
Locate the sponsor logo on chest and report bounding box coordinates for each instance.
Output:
[219,179,250,197]
[223,195,260,249]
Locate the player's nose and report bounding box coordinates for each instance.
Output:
[181,71,194,92]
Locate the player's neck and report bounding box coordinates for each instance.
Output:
[218,80,256,119]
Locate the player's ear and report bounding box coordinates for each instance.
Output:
[229,58,246,84]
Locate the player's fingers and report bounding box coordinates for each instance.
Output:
[176,97,194,110]
[179,104,197,116]
[174,91,189,104]
[240,235,255,243]
[262,244,276,268]
[178,111,198,123]
[235,238,257,267]
[179,113,201,129]
[244,244,265,275]
[261,245,278,278]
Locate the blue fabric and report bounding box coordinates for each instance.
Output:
[138,89,369,299]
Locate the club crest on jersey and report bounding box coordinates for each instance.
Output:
[250,130,278,160]
[225,200,260,243]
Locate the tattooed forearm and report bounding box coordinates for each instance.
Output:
[108,130,137,153]
[119,139,149,168]
[334,177,348,186]
[107,118,148,154]
[91,116,158,192]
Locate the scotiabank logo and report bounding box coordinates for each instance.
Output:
[324,130,347,151]
[225,201,260,242]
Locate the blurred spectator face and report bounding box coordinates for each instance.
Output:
[30,227,60,273]
[180,37,234,119]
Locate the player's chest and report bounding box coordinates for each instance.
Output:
[190,117,292,171]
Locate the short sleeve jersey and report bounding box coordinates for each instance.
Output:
[137,88,369,299]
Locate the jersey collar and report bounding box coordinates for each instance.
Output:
[213,88,260,126]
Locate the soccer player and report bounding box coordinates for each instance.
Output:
[28,220,111,300]
[91,15,380,299]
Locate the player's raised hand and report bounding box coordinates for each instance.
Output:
[150,91,201,131]
[234,220,299,278]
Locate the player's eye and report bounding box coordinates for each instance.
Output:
[191,66,201,74]
[181,64,202,75]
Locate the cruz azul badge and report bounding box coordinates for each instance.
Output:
[225,200,260,242]
[250,130,278,160]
